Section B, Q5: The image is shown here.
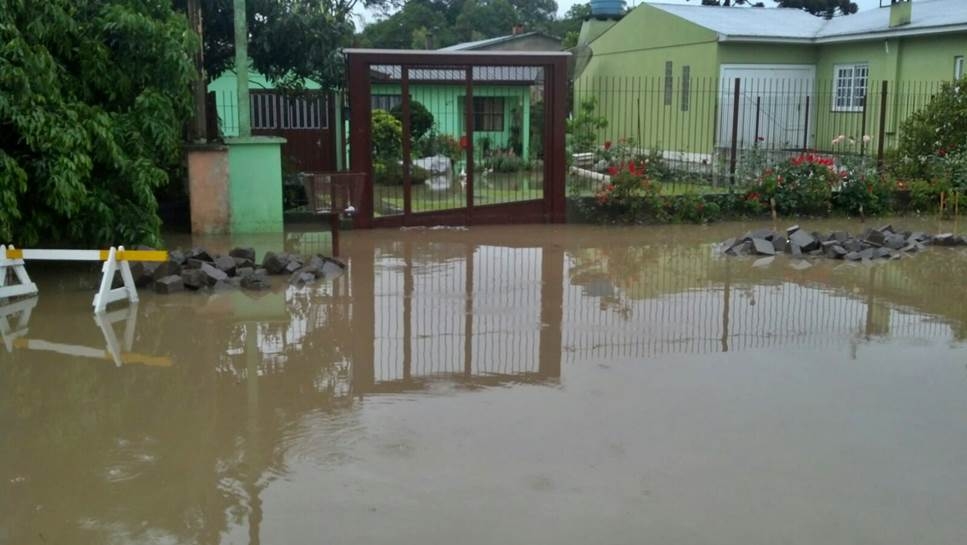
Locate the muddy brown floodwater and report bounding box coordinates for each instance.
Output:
[2,219,967,545]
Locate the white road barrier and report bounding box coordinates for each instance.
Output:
[0,299,171,367]
[0,245,168,313]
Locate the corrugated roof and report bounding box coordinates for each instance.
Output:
[650,3,825,40]
[647,0,967,43]
[820,0,967,40]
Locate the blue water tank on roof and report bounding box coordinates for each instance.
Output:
[590,0,625,17]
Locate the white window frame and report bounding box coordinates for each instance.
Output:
[955,56,965,80]
[832,63,869,113]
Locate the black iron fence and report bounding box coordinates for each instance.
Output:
[569,76,947,195]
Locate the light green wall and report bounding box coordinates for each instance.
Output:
[579,4,719,79]
[898,34,967,81]
[719,43,817,67]
[575,5,720,155]
[227,138,285,233]
[371,83,533,159]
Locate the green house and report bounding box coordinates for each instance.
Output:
[574,0,967,159]
[208,62,544,176]
[369,65,542,161]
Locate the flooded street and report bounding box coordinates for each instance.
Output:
[3,220,967,545]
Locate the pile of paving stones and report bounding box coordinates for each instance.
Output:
[719,224,967,262]
[127,247,346,294]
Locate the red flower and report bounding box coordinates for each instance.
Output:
[604,140,613,150]
[756,136,765,142]
[459,135,469,150]
[607,165,619,176]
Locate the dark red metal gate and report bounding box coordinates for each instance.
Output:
[345,50,568,228]
[251,90,335,172]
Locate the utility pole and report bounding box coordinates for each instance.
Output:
[234,0,252,138]
[187,0,208,142]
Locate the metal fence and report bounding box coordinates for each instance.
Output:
[569,76,947,195]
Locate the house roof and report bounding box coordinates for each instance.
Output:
[439,31,561,51]
[647,0,967,43]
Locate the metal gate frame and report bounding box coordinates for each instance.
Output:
[345,49,569,229]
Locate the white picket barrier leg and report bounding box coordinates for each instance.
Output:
[92,246,139,313]
[0,245,39,300]
[0,296,38,353]
[93,303,138,366]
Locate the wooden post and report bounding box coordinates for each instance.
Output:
[877,80,888,170]
[753,96,761,143]
[802,95,810,150]
[464,67,474,224]
[728,78,741,186]
[401,67,412,219]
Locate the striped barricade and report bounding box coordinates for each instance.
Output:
[1,245,168,313]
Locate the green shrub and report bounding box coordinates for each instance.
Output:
[373,162,430,186]
[757,153,837,216]
[484,150,530,173]
[414,130,462,162]
[907,178,951,213]
[567,97,608,154]
[896,77,967,175]
[390,100,434,140]
[372,109,402,161]
[832,156,893,216]
[667,191,718,223]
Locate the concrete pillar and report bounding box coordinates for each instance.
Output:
[226,137,285,233]
[187,145,230,234]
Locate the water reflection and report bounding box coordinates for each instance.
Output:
[1,224,966,544]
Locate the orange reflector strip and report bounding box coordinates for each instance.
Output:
[99,250,169,262]
[5,249,23,259]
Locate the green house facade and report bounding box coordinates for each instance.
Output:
[369,65,541,161]
[575,0,967,159]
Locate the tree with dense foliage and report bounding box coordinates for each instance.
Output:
[0,0,196,246]
[775,0,858,17]
[358,0,560,50]
[186,0,395,88]
[551,3,591,49]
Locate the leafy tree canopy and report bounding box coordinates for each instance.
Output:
[358,0,561,50]
[0,0,196,246]
[187,0,396,88]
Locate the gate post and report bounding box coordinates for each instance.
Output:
[729,78,741,186]
[347,54,374,228]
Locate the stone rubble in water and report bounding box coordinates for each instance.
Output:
[719,225,964,262]
[126,247,346,295]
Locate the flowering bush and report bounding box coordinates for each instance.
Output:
[833,155,894,216]
[594,160,664,221]
[756,153,838,216]
[896,77,967,174]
